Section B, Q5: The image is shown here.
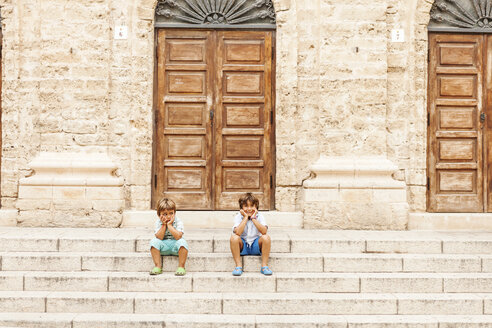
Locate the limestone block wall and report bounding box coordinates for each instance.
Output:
[0,0,434,227]
[385,0,431,213]
[0,0,155,220]
[275,0,392,212]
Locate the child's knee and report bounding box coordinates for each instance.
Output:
[176,238,189,251]
[150,238,162,250]
[261,235,271,243]
[230,234,241,243]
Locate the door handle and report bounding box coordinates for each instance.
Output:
[481,112,486,123]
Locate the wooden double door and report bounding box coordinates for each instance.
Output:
[153,29,274,210]
[428,33,492,212]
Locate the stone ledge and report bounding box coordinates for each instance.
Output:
[409,213,492,231]
[303,156,406,189]
[20,152,123,187]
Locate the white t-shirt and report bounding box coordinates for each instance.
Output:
[232,212,268,246]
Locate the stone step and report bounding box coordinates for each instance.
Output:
[1,227,492,254]
[0,291,491,315]
[1,271,492,293]
[1,252,491,273]
[1,313,492,328]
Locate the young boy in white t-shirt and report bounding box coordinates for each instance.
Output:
[230,192,272,276]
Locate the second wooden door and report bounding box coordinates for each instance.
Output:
[428,33,492,212]
[154,29,274,210]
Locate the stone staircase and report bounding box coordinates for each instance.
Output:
[0,227,492,327]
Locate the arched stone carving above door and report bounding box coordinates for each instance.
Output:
[429,0,492,32]
[155,0,276,29]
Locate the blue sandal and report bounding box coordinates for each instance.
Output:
[232,267,243,276]
[261,266,273,275]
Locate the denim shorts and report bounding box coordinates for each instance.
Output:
[240,236,261,256]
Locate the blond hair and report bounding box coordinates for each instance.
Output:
[156,198,176,215]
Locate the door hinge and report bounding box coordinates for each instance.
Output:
[154,174,157,189]
[270,175,273,188]
[270,111,273,125]
[427,177,430,191]
[155,112,158,125]
[427,113,430,126]
[427,48,430,63]
[155,44,158,59]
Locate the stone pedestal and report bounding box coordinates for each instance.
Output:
[16,152,124,227]
[303,156,409,230]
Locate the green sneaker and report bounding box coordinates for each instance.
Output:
[150,267,163,275]
[175,267,186,276]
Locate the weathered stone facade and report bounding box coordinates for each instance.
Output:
[0,0,438,228]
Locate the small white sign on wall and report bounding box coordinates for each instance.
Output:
[115,26,128,40]
[391,29,405,43]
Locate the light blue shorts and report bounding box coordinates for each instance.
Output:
[150,237,189,256]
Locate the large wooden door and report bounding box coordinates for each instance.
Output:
[154,29,274,210]
[428,33,485,212]
[215,31,273,210]
[154,30,215,210]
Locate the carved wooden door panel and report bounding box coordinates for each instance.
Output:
[215,31,273,210]
[0,28,2,203]
[154,29,215,209]
[485,35,492,212]
[154,29,274,210]
[428,33,484,212]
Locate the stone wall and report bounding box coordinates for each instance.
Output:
[385,0,431,213]
[0,0,155,226]
[0,0,434,227]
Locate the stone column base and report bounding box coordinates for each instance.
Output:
[16,152,124,227]
[303,156,409,230]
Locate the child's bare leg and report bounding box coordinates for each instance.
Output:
[230,234,243,267]
[178,247,188,268]
[258,235,271,267]
[150,247,162,268]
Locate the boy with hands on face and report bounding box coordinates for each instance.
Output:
[230,193,272,276]
[149,198,189,276]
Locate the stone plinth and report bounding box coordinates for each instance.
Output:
[303,156,409,230]
[16,152,124,227]
[409,213,492,231]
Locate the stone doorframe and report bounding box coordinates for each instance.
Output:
[386,0,442,213]
[115,0,284,214]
